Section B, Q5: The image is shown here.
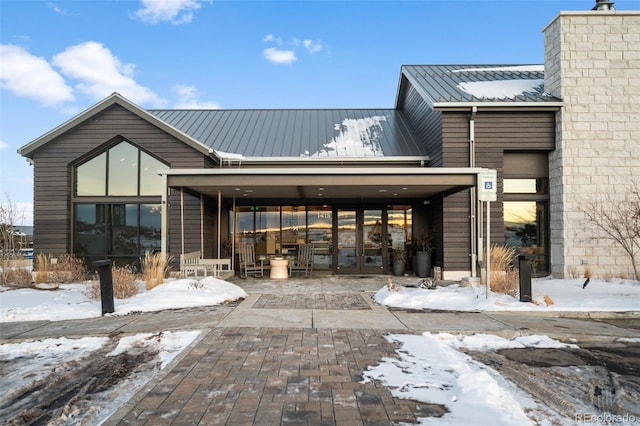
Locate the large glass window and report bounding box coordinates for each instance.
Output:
[232,205,333,270]
[255,207,281,255]
[73,140,165,268]
[307,206,332,270]
[74,203,161,267]
[75,141,166,197]
[503,178,549,276]
[76,154,107,196]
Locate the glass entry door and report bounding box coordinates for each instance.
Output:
[336,208,384,274]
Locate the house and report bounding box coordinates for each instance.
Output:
[18,4,639,280]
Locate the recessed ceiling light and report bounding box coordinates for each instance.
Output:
[379,189,388,192]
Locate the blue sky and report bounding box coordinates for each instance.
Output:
[1,0,638,225]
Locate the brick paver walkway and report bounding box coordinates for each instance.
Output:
[116,327,446,425]
[252,294,372,310]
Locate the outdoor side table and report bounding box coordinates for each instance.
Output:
[270,257,289,279]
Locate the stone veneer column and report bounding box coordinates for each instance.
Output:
[543,10,640,278]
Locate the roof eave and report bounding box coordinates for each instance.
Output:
[160,166,484,176]
[218,156,431,167]
[433,101,563,111]
[17,93,215,160]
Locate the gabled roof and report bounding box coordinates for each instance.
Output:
[18,93,428,161]
[148,109,426,159]
[18,93,214,159]
[397,64,562,109]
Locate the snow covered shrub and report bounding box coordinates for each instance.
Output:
[489,245,519,297]
[142,251,172,290]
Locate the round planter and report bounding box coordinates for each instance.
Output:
[392,260,405,276]
[416,251,431,278]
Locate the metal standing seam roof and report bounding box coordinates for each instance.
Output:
[400,64,562,107]
[148,109,427,159]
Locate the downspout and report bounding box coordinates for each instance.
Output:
[161,174,168,256]
[469,106,478,278]
[217,190,222,259]
[231,194,236,270]
[200,193,204,256]
[180,187,185,257]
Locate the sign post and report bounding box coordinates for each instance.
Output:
[478,169,497,299]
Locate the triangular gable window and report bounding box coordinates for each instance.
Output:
[76,141,166,196]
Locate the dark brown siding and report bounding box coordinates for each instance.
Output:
[31,104,212,260]
[441,110,555,273]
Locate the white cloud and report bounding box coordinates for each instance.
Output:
[47,2,67,15]
[52,41,165,107]
[0,44,74,106]
[262,34,282,45]
[0,140,8,150]
[262,34,325,64]
[173,84,220,109]
[303,39,323,54]
[263,47,297,65]
[134,0,209,25]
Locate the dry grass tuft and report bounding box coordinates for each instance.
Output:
[33,253,86,284]
[142,252,173,290]
[489,245,519,297]
[567,266,581,279]
[386,277,402,292]
[87,265,139,300]
[112,266,139,299]
[0,259,33,287]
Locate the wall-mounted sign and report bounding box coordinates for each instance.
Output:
[479,169,497,202]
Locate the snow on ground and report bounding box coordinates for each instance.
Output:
[375,276,640,312]
[0,331,201,425]
[0,276,247,322]
[362,332,578,425]
[0,275,637,424]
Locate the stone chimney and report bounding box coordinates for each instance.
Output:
[542,8,640,278]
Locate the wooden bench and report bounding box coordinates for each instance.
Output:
[180,251,235,280]
[200,258,234,280]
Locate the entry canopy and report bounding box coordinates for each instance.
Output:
[160,167,485,200]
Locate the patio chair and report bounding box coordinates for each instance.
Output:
[289,243,314,277]
[238,244,264,278]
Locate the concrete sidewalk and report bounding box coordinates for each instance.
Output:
[2,275,638,425]
[2,275,638,343]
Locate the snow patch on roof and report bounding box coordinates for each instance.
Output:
[306,115,388,158]
[215,150,245,160]
[457,79,544,99]
[452,65,544,73]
